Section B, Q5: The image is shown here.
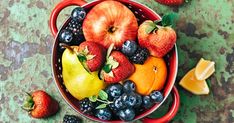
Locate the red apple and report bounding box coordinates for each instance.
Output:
[82,1,138,49]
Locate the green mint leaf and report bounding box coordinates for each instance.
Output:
[95,104,107,109]
[145,21,157,34]
[89,95,97,102]
[106,43,115,60]
[102,64,112,73]
[98,90,108,101]
[161,13,179,28]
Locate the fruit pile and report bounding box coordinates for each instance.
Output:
[58,0,177,121]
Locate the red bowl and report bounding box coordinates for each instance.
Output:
[49,0,180,122]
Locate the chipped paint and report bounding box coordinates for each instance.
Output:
[0,0,233,122]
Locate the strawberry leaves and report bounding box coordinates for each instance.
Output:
[102,43,119,77]
[145,13,179,34]
[21,92,34,111]
[77,46,96,73]
[161,13,179,28]
[89,90,112,109]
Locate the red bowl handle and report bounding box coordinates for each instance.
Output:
[142,86,180,123]
[49,0,87,37]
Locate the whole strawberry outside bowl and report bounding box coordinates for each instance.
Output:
[50,0,180,122]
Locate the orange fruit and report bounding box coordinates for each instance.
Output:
[179,68,209,95]
[195,58,215,80]
[128,56,167,95]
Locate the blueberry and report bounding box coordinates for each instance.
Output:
[123,80,136,93]
[117,108,135,121]
[142,96,154,109]
[105,83,123,100]
[121,40,138,56]
[71,7,86,21]
[121,93,137,107]
[113,97,126,110]
[95,108,112,121]
[108,103,118,113]
[134,93,142,108]
[150,91,163,103]
[59,30,73,43]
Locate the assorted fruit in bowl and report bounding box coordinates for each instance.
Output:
[57,0,176,121]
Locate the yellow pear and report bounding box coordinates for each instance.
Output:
[62,46,105,100]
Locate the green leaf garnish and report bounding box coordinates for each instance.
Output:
[96,104,107,109]
[102,64,112,73]
[89,95,97,102]
[161,13,179,28]
[98,90,108,101]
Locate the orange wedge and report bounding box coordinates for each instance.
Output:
[179,68,209,95]
[195,58,215,80]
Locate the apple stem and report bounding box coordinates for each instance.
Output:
[59,43,74,52]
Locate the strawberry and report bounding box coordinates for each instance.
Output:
[155,0,188,6]
[22,90,59,118]
[138,13,177,57]
[101,51,134,83]
[78,41,106,72]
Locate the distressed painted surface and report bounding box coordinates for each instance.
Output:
[0,0,233,122]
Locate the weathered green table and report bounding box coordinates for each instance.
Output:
[0,0,233,122]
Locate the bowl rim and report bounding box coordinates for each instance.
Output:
[51,0,178,122]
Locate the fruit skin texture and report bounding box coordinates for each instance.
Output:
[179,68,209,95]
[156,0,184,6]
[30,90,59,118]
[82,0,138,48]
[78,41,106,72]
[138,20,176,57]
[102,51,135,83]
[128,56,167,95]
[62,46,105,100]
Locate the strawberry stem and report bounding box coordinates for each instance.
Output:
[21,92,34,111]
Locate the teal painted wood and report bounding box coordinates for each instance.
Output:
[0,0,233,122]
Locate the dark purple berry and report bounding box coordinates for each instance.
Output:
[117,108,135,121]
[123,80,136,93]
[71,7,86,21]
[121,40,138,56]
[150,91,163,103]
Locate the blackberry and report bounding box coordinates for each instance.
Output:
[79,98,94,115]
[129,47,149,64]
[66,20,83,36]
[63,115,82,123]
